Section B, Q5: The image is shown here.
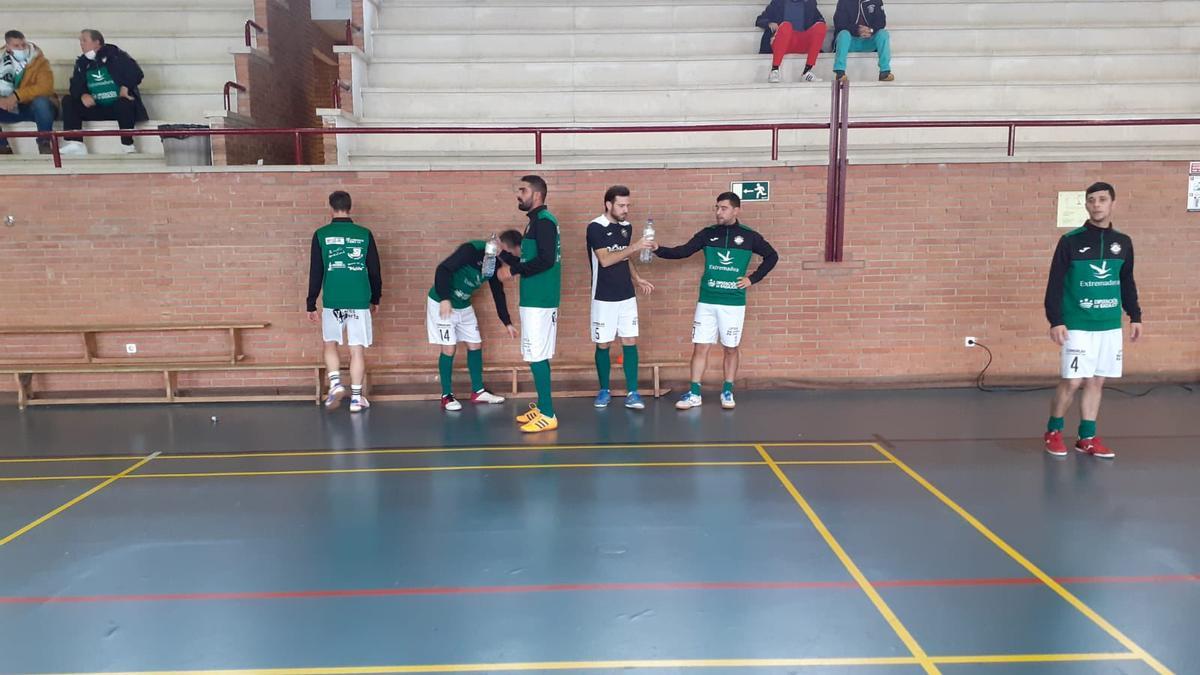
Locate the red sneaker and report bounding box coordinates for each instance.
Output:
[1044,430,1067,456]
[1075,436,1115,459]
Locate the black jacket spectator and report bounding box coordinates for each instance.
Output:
[68,43,147,122]
[756,0,826,54]
[834,0,887,38]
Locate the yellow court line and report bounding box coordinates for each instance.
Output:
[0,453,158,548]
[0,442,874,465]
[871,442,1174,675]
[754,445,940,675]
[49,652,1144,674]
[0,459,893,483]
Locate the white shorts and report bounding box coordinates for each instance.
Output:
[591,298,639,343]
[693,302,746,348]
[426,297,482,346]
[520,306,558,362]
[1061,328,1123,379]
[322,307,373,347]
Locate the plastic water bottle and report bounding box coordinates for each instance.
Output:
[482,233,499,278]
[640,218,655,263]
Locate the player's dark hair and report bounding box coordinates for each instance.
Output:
[604,185,630,207]
[81,29,105,45]
[328,191,352,212]
[499,229,523,248]
[716,191,741,208]
[5,30,26,42]
[521,175,548,199]
[1085,182,1116,200]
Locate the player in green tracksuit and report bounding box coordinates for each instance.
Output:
[1042,181,1142,459]
[498,175,562,433]
[653,191,779,411]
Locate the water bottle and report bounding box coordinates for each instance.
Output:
[640,218,655,263]
[482,233,499,278]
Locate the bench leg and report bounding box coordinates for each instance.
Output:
[653,365,661,398]
[314,367,323,405]
[163,370,176,402]
[511,367,518,397]
[15,373,30,410]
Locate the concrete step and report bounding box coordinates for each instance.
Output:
[357,81,1200,123]
[366,51,1199,89]
[0,120,175,156]
[6,8,254,34]
[370,25,1199,59]
[378,0,1200,31]
[47,61,238,93]
[34,34,245,62]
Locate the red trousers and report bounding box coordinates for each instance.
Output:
[772,21,827,68]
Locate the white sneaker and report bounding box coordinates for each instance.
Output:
[59,141,88,156]
[675,392,702,410]
[767,69,781,84]
[349,395,370,413]
[120,144,138,154]
[802,71,821,82]
[470,389,505,404]
[324,384,346,409]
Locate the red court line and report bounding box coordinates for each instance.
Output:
[1,574,1196,605]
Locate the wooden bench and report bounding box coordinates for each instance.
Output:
[363,361,687,401]
[3,363,322,410]
[0,323,269,366]
[1,360,689,409]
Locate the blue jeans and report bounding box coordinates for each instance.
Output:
[0,96,57,147]
[833,28,891,73]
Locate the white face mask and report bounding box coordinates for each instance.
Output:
[84,49,97,60]
[11,48,31,63]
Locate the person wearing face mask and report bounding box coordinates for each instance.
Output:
[59,29,147,155]
[0,30,58,155]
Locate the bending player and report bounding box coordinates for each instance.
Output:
[427,231,523,411]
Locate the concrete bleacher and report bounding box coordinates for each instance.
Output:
[0,0,251,163]
[325,0,1200,167]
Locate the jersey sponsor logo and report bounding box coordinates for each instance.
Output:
[707,279,740,290]
[325,236,345,245]
[328,261,346,270]
[1078,298,1118,310]
[1078,246,1090,253]
[453,289,471,301]
[605,244,627,253]
[1089,261,1112,279]
[348,263,365,272]
[331,308,359,321]
[346,238,365,245]
[347,247,363,260]
[1109,242,1122,255]
[716,250,735,265]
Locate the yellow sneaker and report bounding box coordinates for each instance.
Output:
[516,402,540,424]
[520,412,558,433]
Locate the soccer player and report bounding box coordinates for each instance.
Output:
[1043,182,1142,459]
[586,185,654,409]
[653,191,778,410]
[306,190,381,413]
[428,231,523,411]
[497,175,562,433]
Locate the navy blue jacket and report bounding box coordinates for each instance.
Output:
[756,0,826,54]
[834,0,887,38]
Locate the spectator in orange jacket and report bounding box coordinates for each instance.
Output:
[0,30,58,155]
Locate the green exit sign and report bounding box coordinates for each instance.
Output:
[731,181,770,202]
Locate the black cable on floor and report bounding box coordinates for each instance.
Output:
[972,340,1195,396]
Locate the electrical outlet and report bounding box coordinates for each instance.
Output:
[964,336,977,348]
[125,343,138,354]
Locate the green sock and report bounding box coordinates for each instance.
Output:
[531,360,555,418]
[594,347,611,390]
[438,353,454,396]
[690,381,701,396]
[1079,419,1096,439]
[467,348,484,392]
[622,345,639,393]
[723,380,734,394]
[1047,416,1065,432]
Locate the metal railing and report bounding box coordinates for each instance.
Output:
[243,19,264,48]
[222,81,247,113]
[6,84,1198,262]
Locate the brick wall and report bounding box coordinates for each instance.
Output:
[1,161,1197,395]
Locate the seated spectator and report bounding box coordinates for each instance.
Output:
[59,29,147,155]
[0,30,57,155]
[833,0,893,81]
[756,0,827,83]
